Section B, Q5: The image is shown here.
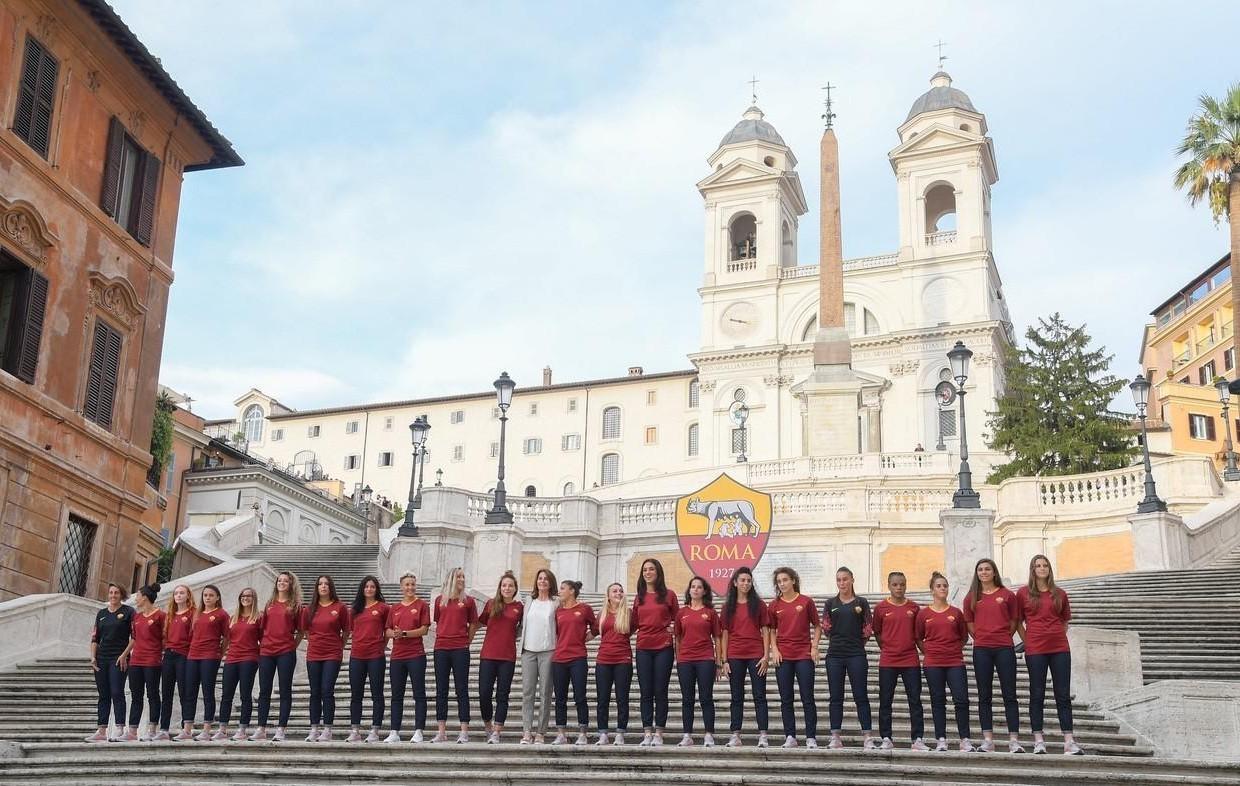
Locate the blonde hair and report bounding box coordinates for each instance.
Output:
[490,571,518,619]
[600,582,630,635]
[440,567,465,602]
[1025,554,1064,614]
[266,570,303,616]
[233,587,260,623]
[164,583,198,637]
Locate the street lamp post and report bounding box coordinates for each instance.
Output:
[1216,377,1240,481]
[412,421,430,509]
[399,416,430,537]
[435,468,443,487]
[1129,374,1167,513]
[485,372,516,526]
[731,402,750,463]
[948,341,980,509]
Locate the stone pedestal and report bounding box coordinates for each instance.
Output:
[939,507,996,606]
[800,362,862,457]
[1067,625,1143,704]
[1129,510,1189,571]
[470,524,526,593]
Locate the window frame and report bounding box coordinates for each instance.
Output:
[11,35,59,159]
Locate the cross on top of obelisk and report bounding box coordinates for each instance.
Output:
[821,82,836,129]
[934,39,948,70]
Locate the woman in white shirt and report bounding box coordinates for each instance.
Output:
[519,568,558,744]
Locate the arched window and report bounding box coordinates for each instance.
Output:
[801,315,818,341]
[728,213,757,260]
[687,423,699,457]
[562,481,576,496]
[602,406,621,440]
[524,485,537,498]
[842,303,881,338]
[242,404,264,443]
[600,453,620,486]
[864,308,880,335]
[924,183,957,236]
[688,379,700,409]
[780,220,794,267]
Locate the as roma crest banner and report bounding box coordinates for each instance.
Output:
[676,473,772,596]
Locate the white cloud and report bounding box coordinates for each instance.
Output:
[160,365,353,419]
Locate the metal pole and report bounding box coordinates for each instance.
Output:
[952,387,980,509]
[486,409,513,525]
[1223,400,1240,481]
[399,446,419,537]
[413,445,427,509]
[1136,412,1167,513]
[935,403,946,452]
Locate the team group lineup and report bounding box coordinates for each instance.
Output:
[86,554,1082,756]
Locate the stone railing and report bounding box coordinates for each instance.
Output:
[995,456,1221,518]
[777,254,900,281]
[778,265,818,280]
[925,230,957,246]
[726,258,758,273]
[171,510,260,577]
[748,452,954,483]
[465,493,563,526]
[1099,681,1240,762]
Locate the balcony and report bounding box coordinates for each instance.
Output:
[1196,333,1217,355]
[925,230,957,246]
[726,258,758,273]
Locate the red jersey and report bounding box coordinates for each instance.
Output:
[188,608,230,660]
[1017,586,1072,655]
[350,601,390,660]
[962,587,1018,648]
[916,605,967,668]
[769,594,820,661]
[632,590,678,651]
[130,609,165,667]
[165,608,194,655]
[675,606,721,663]
[388,599,430,659]
[595,609,633,665]
[259,600,300,657]
[873,599,920,668]
[302,601,349,661]
[225,615,261,664]
[433,595,478,651]
[552,603,598,663]
[479,599,523,662]
[722,600,771,660]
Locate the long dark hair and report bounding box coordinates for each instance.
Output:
[491,571,518,619]
[311,574,340,620]
[635,558,669,604]
[683,575,714,609]
[966,558,1003,613]
[530,568,558,601]
[1025,554,1064,614]
[723,566,761,626]
[352,575,386,615]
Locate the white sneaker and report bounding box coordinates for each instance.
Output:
[960,738,976,753]
[365,729,381,743]
[456,731,469,744]
[384,731,401,743]
[1032,740,1047,754]
[827,735,843,750]
[575,732,588,746]
[1063,742,1083,756]
[346,729,363,743]
[210,730,229,741]
[726,733,742,748]
[411,730,424,743]
[880,737,894,750]
[487,731,501,744]
[551,733,567,746]
[173,729,194,742]
[910,738,928,751]
[977,739,994,753]
[934,738,948,752]
[639,732,654,747]
[863,736,877,751]
[318,728,333,742]
[1008,740,1025,754]
[271,729,285,742]
[805,737,819,749]
[595,732,610,746]
[652,733,664,747]
[137,730,152,742]
[703,733,716,747]
[195,730,212,742]
[247,729,267,742]
[430,732,448,743]
[613,732,625,746]
[677,734,694,747]
[304,729,318,742]
[520,734,532,745]
[756,732,769,748]
[781,736,798,748]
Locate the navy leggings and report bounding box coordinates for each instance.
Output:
[307,660,342,725]
[349,657,386,728]
[185,658,221,723]
[635,647,674,729]
[727,658,768,732]
[924,665,971,741]
[677,660,717,735]
[478,659,516,726]
[595,662,632,733]
[878,666,924,741]
[434,648,471,723]
[973,645,1020,734]
[826,654,872,732]
[775,658,817,739]
[257,650,296,727]
[127,664,160,727]
[159,650,188,730]
[94,659,126,727]
[390,656,428,732]
[552,658,589,728]
[219,661,258,726]
[1026,651,1073,733]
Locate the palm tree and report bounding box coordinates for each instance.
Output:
[1174,84,1240,343]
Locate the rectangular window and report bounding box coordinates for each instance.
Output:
[567,398,578,413]
[271,428,284,442]
[1189,413,1215,440]
[602,407,621,440]
[523,438,542,455]
[645,426,658,444]
[57,515,97,596]
[82,318,123,430]
[1200,362,1217,386]
[687,424,699,456]
[1212,266,1232,289]
[1227,348,1236,372]
[307,425,321,438]
[490,441,499,458]
[345,420,359,434]
[0,252,49,384]
[12,36,59,159]
[688,380,700,408]
[384,416,394,430]
[378,451,394,467]
[165,452,176,493]
[731,427,747,454]
[453,444,465,461]
[450,410,464,424]
[491,406,501,419]
[939,408,957,438]
[344,455,360,470]
[561,433,581,451]
[100,118,160,246]
[529,402,539,416]
[600,453,620,486]
[646,390,657,406]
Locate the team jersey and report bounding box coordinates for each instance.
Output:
[722,599,771,660]
[433,595,479,651]
[129,609,165,667]
[480,599,524,661]
[1016,586,1072,655]
[302,601,350,661]
[188,608,230,660]
[595,609,634,665]
[388,599,430,659]
[769,593,820,661]
[916,605,967,668]
[962,587,1018,648]
[675,605,721,663]
[632,590,679,651]
[165,607,195,655]
[259,600,300,657]
[553,603,598,663]
[350,601,390,660]
[823,595,872,658]
[872,599,920,668]
[224,614,261,664]
[92,605,134,661]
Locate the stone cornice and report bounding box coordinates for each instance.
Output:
[185,466,368,524]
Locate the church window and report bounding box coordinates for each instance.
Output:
[924,183,957,235]
[733,387,746,403]
[243,405,265,443]
[600,453,620,486]
[687,423,699,457]
[864,308,880,335]
[563,481,576,496]
[938,409,957,438]
[602,406,621,440]
[844,303,857,336]
[731,427,747,455]
[688,380,699,408]
[781,220,794,267]
[728,213,758,261]
[801,316,818,342]
[524,485,537,498]
[939,367,953,382]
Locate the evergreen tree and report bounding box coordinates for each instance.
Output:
[986,313,1136,483]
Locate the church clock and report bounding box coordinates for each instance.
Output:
[720,301,759,339]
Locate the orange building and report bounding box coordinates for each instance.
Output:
[0,1,240,600]
[1139,253,1235,467]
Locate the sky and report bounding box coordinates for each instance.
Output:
[110,1,1240,419]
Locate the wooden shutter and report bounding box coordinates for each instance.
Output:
[14,269,48,384]
[100,117,125,217]
[12,37,58,158]
[83,319,122,430]
[134,152,160,246]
